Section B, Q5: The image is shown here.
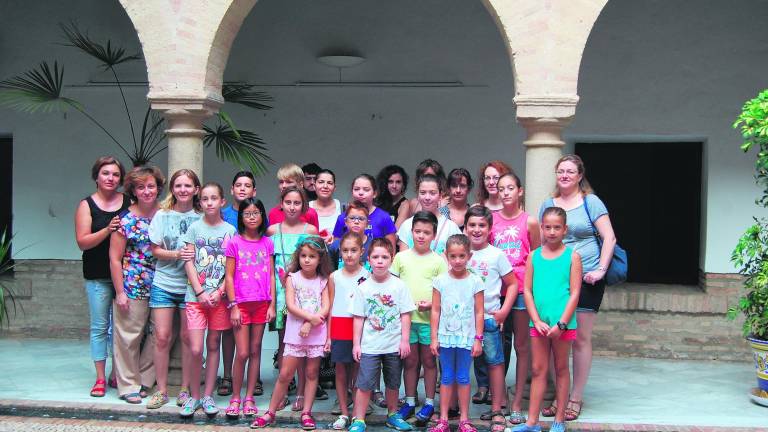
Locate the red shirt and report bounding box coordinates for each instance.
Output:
[267,205,320,231]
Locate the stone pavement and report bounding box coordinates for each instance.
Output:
[0,338,766,431]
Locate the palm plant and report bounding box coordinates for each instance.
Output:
[0,22,273,174]
[0,228,20,327]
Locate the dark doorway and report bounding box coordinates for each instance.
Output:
[0,137,11,274]
[575,142,702,285]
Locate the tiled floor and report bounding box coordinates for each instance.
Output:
[0,338,766,429]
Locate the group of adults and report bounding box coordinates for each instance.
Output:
[74,154,615,420]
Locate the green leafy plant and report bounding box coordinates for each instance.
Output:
[730,89,768,340]
[0,229,20,327]
[0,22,273,174]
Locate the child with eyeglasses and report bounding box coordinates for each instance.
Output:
[328,201,373,271]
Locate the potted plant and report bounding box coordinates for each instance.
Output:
[731,89,768,406]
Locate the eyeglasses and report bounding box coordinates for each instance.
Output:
[483,176,500,182]
[555,170,578,176]
[243,211,261,218]
[347,215,367,222]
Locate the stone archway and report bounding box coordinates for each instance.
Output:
[119,0,608,208]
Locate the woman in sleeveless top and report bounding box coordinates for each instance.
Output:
[74,156,130,397]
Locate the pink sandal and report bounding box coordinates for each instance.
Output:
[458,420,478,432]
[243,396,258,416]
[225,398,241,419]
[301,412,316,430]
[250,410,275,429]
[428,419,450,432]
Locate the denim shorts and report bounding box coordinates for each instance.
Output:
[331,340,354,364]
[511,294,526,311]
[357,353,402,391]
[439,347,472,385]
[149,286,186,309]
[482,318,504,366]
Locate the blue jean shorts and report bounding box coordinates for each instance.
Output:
[482,318,504,366]
[149,285,186,309]
[511,294,526,311]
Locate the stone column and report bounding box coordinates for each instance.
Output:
[150,98,222,180]
[514,95,578,213]
[149,98,220,387]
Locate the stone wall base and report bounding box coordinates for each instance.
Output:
[1,260,752,361]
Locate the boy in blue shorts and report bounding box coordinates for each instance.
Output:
[464,206,517,432]
[350,238,415,432]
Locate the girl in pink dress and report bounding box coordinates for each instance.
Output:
[490,172,540,424]
[251,235,333,430]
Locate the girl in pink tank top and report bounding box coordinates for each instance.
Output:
[489,172,540,424]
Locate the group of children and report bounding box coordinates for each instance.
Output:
[107,159,581,432]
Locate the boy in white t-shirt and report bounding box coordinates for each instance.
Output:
[464,206,517,432]
[349,238,415,432]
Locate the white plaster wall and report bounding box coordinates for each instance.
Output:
[2,0,767,276]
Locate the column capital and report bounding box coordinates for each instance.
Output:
[514,94,579,121]
[149,96,223,121]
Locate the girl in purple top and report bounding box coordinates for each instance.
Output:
[251,236,332,430]
[224,198,275,418]
[332,174,397,248]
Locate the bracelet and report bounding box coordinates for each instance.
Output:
[226,302,238,310]
[194,290,204,297]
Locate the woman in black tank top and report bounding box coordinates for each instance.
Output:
[74,156,129,398]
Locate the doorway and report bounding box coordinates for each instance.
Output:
[575,141,702,285]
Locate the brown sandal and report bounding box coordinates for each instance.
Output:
[489,411,507,432]
[541,401,557,417]
[565,399,583,421]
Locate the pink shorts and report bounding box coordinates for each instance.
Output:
[529,327,577,341]
[186,301,232,331]
[239,301,270,325]
[283,343,325,358]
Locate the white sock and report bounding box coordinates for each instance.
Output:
[425,398,434,406]
[406,397,416,406]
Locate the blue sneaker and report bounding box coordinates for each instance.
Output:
[549,422,566,432]
[396,403,415,420]
[509,424,541,432]
[349,419,367,432]
[415,404,434,422]
[386,413,413,431]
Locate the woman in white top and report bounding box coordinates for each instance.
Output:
[309,169,341,242]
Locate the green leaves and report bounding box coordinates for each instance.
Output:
[0,228,20,328]
[222,83,273,111]
[59,22,141,69]
[0,61,81,113]
[203,122,274,176]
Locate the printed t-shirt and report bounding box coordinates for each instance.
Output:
[332,206,396,239]
[267,205,319,231]
[530,247,577,329]
[467,245,514,319]
[434,272,484,349]
[539,194,607,272]
[182,220,235,302]
[283,271,327,346]
[350,275,415,354]
[118,210,156,300]
[491,211,532,295]
[390,249,447,324]
[148,209,201,294]
[225,234,275,303]
[397,214,461,255]
[330,267,370,340]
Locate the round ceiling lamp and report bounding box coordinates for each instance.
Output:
[317,55,366,68]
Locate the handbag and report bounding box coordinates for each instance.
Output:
[583,196,628,286]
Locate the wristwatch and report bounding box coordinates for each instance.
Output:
[474,334,484,341]
[557,321,568,331]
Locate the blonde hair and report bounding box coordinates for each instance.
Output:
[160,169,202,211]
[553,154,594,197]
[276,163,305,185]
